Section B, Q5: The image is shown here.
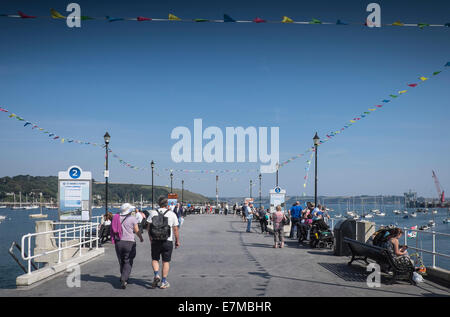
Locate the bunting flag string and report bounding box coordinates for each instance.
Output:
[1,10,449,29]
[278,61,449,170]
[302,151,315,197]
[0,106,259,175]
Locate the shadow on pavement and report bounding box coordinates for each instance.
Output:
[81,274,152,290]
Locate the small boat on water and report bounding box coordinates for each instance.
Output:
[24,205,39,210]
[419,225,430,231]
[363,213,373,219]
[403,215,409,219]
[432,210,438,215]
[403,210,408,214]
[370,209,380,214]
[410,212,417,218]
[378,212,386,217]
[0,215,6,220]
[428,220,436,227]
[335,214,342,218]
[393,210,401,215]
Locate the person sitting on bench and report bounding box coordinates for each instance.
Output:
[381,228,414,268]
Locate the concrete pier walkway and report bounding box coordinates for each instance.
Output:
[1,215,449,297]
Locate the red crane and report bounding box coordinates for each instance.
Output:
[432,170,445,205]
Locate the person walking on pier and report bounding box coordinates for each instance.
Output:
[111,203,144,289]
[147,196,180,289]
[272,205,286,248]
[289,202,303,239]
[258,206,268,234]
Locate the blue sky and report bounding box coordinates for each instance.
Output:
[0,0,449,198]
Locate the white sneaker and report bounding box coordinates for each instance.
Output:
[160,281,170,289]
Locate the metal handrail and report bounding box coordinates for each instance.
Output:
[20,219,100,274]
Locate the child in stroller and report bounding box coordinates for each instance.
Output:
[309,218,334,249]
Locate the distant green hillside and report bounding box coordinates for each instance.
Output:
[0,175,210,204]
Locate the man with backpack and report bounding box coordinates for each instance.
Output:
[147,196,180,289]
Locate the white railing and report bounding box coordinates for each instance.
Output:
[328,217,450,268]
[21,217,101,274]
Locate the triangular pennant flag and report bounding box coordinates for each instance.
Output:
[137,16,152,21]
[382,99,390,103]
[419,76,428,81]
[408,83,418,87]
[253,17,266,23]
[310,18,322,24]
[398,90,407,94]
[24,122,31,127]
[194,18,209,22]
[336,19,348,25]
[418,23,430,29]
[376,105,383,108]
[0,107,8,112]
[16,116,24,121]
[61,138,65,143]
[446,62,450,67]
[50,8,65,19]
[53,136,59,140]
[433,71,441,75]
[223,14,236,22]
[392,21,404,26]
[106,16,124,22]
[18,11,36,19]
[282,16,293,23]
[168,13,181,21]
[389,94,398,98]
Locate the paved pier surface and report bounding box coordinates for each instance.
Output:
[1,215,449,297]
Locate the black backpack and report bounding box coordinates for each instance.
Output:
[149,210,171,241]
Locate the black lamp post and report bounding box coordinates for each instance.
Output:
[250,179,253,199]
[182,179,184,204]
[259,173,262,209]
[104,132,110,215]
[276,162,279,187]
[151,160,155,210]
[313,132,320,207]
[170,170,174,193]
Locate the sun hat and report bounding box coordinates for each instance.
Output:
[120,203,135,215]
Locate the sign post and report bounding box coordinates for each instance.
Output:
[168,193,178,210]
[269,186,286,213]
[58,166,92,221]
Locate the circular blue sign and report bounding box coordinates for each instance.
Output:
[275,187,281,193]
[69,167,81,179]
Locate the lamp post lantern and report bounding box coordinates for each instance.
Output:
[103,132,110,215]
[313,132,320,207]
[151,160,155,210]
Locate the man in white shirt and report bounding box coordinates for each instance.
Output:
[147,196,180,289]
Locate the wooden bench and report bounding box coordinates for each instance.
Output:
[343,237,416,285]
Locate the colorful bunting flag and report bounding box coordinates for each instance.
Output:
[50,8,65,19]
[137,16,152,22]
[253,17,266,23]
[310,18,322,24]
[18,11,36,19]
[168,14,181,21]
[282,16,293,23]
[223,14,236,22]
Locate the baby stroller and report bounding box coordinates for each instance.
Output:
[309,219,334,249]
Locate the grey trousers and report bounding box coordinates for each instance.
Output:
[115,240,137,282]
[274,228,284,245]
